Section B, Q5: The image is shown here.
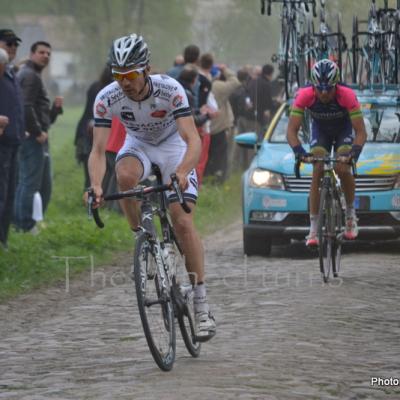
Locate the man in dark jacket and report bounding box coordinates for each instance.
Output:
[248,63,275,139]
[0,29,24,249]
[14,41,63,233]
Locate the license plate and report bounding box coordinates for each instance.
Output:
[307,196,370,211]
[354,196,370,210]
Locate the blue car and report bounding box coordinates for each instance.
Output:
[235,88,400,256]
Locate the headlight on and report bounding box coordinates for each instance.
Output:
[394,174,400,189]
[250,169,285,189]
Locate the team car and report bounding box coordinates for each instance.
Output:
[235,86,400,256]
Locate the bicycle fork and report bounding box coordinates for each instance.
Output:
[140,200,171,306]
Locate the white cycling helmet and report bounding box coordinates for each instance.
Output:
[109,34,150,68]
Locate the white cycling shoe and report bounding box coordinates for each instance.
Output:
[195,311,216,342]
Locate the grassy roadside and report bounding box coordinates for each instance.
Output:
[0,106,242,301]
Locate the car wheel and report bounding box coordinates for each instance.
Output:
[243,230,272,256]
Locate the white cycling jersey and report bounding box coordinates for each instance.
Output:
[93,73,198,203]
[93,74,192,145]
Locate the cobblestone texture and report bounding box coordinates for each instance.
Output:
[0,222,399,399]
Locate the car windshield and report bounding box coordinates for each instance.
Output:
[269,103,400,143]
[361,103,400,143]
[269,106,310,143]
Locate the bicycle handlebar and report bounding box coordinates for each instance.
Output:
[294,155,357,179]
[87,189,104,229]
[87,174,191,228]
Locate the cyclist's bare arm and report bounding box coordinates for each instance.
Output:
[88,126,111,205]
[351,116,367,147]
[175,115,201,190]
[287,114,303,148]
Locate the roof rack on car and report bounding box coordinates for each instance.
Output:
[347,83,400,105]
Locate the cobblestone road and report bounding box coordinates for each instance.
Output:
[1,222,399,399]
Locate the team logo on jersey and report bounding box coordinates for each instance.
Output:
[151,109,167,118]
[96,102,107,117]
[172,94,183,108]
[121,111,135,121]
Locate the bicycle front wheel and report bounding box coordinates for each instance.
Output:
[134,233,176,371]
[318,188,334,283]
[332,195,343,278]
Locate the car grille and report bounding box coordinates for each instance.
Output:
[284,175,397,192]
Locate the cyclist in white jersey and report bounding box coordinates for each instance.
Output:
[88,33,216,341]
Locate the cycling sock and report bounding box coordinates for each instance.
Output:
[194,283,209,313]
[309,214,319,234]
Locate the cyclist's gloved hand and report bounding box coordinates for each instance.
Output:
[350,144,363,162]
[292,145,309,161]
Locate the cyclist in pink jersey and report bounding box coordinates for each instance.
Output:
[287,59,367,246]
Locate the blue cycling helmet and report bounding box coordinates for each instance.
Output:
[310,59,340,89]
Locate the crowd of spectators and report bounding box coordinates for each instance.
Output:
[0,29,63,250]
[0,29,283,251]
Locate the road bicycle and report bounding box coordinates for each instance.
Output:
[295,155,356,283]
[352,0,400,88]
[88,166,201,371]
[305,0,347,81]
[262,0,316,98]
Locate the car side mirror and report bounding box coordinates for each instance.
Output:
[234,132,261,150]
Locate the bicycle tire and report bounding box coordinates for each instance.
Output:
[284,25,299,98]
[134,233,176,371]
[395,14,399,83]
[318,187,333,283]
[337,15,343,80]
[166,234,201,358]
[352,16,359,83]
[174,279,201,357]
[332,194,343,278]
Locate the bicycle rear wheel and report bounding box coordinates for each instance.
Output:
[318,188,334,283]
[134,233,176,371]
[168,238,201,357]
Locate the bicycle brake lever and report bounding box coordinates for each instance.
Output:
[170,174,191,214]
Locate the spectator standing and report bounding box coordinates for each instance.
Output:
[248,63,275,138]
[229,68,256,170]
[74,65,113,189]
[0,29,24,249]
[14,41,63,233]
[166,44,200,80]
[196,53,218,185]
[205,65,240,183]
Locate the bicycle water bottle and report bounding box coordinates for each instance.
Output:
[179,283,193,302]
[163,243,176,277]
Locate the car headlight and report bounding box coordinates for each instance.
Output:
[394,174,400,189]
[250,169,285,189]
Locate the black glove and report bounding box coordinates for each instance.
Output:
[350,144,363,162]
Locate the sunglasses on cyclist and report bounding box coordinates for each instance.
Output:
[112,68,145,81]
[315,84,335,92]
